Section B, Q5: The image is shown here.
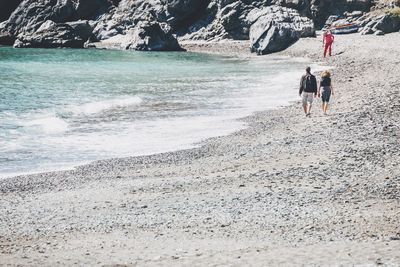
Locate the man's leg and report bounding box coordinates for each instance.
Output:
[302,94,308,114]
[307,94,313,115]
[307,103,312,114]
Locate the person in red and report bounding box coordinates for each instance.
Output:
[322,30,334,58]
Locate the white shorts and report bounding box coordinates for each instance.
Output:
[302,92,314,106]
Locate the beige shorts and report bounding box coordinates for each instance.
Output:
[302,92,314,106]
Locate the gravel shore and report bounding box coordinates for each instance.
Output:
[1,33,400,266]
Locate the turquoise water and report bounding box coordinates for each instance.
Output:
[0,47,309,177]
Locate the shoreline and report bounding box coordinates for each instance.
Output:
[1,33,400,266]
[0,43,311,180]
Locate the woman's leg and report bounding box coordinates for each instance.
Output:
[323,102,329,114]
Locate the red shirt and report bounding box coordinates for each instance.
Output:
[324,32,334,44]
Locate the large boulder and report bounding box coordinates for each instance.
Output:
[251,23,300,55]
[249,6,315,55]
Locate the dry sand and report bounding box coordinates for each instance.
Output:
[1,33,400,266]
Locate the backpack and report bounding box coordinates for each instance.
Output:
[304,75,313,91]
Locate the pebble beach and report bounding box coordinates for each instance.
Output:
[1,33,400,266]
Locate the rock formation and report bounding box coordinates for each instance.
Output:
[325,4,400,36]
[248,6,315,54]
[90,20,183,51]
[0,0,398,52]
[13,20,94,48]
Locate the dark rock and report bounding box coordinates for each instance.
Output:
[0,26,15,45]
[218,1,250,39]
[310,0,372,28]
[0,0,112,46]
[272,0,312,17]
[344,0,372,12]
[67,20,94,39]
[178,1,253,41]
[121,21,183,51]
[166,0,211,30]
[92,0,162,41]
[0,0,393,51]
[251,23,300,55]
[5,0,75,36]
[0,0,23,22]
[373,14,400,33]
[73,0,115,21]
[249,6,314,55]
[14,20,94,48]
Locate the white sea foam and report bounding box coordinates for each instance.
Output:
[23,115,69,134]
[47,114,245,159]
[69,96,143,115]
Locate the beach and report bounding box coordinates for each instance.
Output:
[1,32,400,266]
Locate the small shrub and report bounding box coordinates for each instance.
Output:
[387,7,400,17]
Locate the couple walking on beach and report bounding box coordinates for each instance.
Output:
[299,67,334,116]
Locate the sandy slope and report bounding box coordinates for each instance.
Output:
[1,33,399,266]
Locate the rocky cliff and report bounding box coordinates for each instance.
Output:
[0,0,399,53]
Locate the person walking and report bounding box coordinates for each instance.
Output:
[299,66,318,117]
[322,30,334,58]
[318,70,334,115]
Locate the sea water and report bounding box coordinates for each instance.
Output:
[0,47,313,177]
